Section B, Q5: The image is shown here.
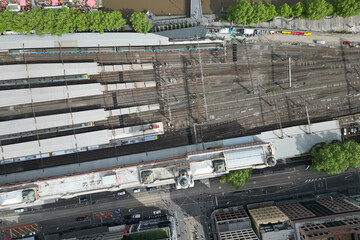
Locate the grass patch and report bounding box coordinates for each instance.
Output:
[124,228,169,240]
[265,87,280,93]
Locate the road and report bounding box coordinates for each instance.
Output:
[1,164,359,240]
[0,40,359,174]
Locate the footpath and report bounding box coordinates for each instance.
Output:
[200,14,360,34]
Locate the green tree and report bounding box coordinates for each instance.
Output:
[226,0,254,25]
[264,3,277,21]
[342,140,360,168]
[303,0,333,20]
[291,2,304,18]
[221,168,252,189]
[252,2,267,23]
[277,3,292,18]
[130,12,151,34]
[333,0,360,18]
[311,140,360,175]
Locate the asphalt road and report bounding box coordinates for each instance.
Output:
[1,40,360,174]
[1,164,359,240]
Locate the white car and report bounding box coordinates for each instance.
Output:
[117,191,126,196]
[153,210,162,215]
[133,188,140,193]
[14,208,24,213]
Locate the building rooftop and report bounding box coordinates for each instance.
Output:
[278,202,317,220]
[0,33,170,51]
[218,229,258,240]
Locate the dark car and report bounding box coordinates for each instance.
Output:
[146,187,156,191]
[79,198,88,203]
[76,215,88,221]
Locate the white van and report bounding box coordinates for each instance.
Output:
[14,208,24,213]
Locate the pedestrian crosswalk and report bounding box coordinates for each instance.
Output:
[305,177,326,183]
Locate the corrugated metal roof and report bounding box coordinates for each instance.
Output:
[0,33,169,50]
[256,120,341,159]
[224,147,265,170]
[0,109,106,136]
[1,130,109,159]
[0,83,102,107]
[0,63,99,81]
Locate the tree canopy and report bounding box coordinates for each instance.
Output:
[221,168,252,189]
[129,12,151,34]
[227,0,278,24]
[226,0,359,25]
[277,3,292,18]
[291,2,304,18]
[311,140,360,175]
[303,0,333,20]
[0,7,126,35]
[333,0,360,18]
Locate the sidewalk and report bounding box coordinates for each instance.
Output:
[202,14,360,34]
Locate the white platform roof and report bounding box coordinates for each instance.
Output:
[254,120,341,159]
[0,33,170,50]
[0,83,102,108]
[0,122,164,161]
[0,63,99,81]
[224,147,265,170]
[1,130,109,160]
[0,109,106,136]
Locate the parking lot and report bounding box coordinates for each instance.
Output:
[2,223,40,239]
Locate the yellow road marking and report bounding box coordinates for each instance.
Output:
[18,227,28,233]
[24,226,32,233]
[11,228,21,237]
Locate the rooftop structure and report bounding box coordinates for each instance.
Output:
[0,63,153,81]
[248,206,290,237]
[0,33,170,51]
[293,214,360,240]
[0,63,99,81]
[211,206,258,240]
[1,122,164,164]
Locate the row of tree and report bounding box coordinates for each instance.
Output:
[227,0,360,25]
[0,8,152,35]
[311,140,360,175]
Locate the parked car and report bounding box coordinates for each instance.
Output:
[343,41,351,45]
[343,127,347,136]
[146,187,155,192]
[133,188,140,193]
[131,214,141,219]
[79,197,88,203]
[114,209,121,215]
[153,210,162,215]
[315,40,326,45]
[76,215,88,221]
[14,208,24,213]
[117,191,126,196]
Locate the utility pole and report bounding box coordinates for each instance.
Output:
[305,105,312,134]
[288,57,292,88]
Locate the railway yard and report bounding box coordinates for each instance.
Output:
[0,39,359,175]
